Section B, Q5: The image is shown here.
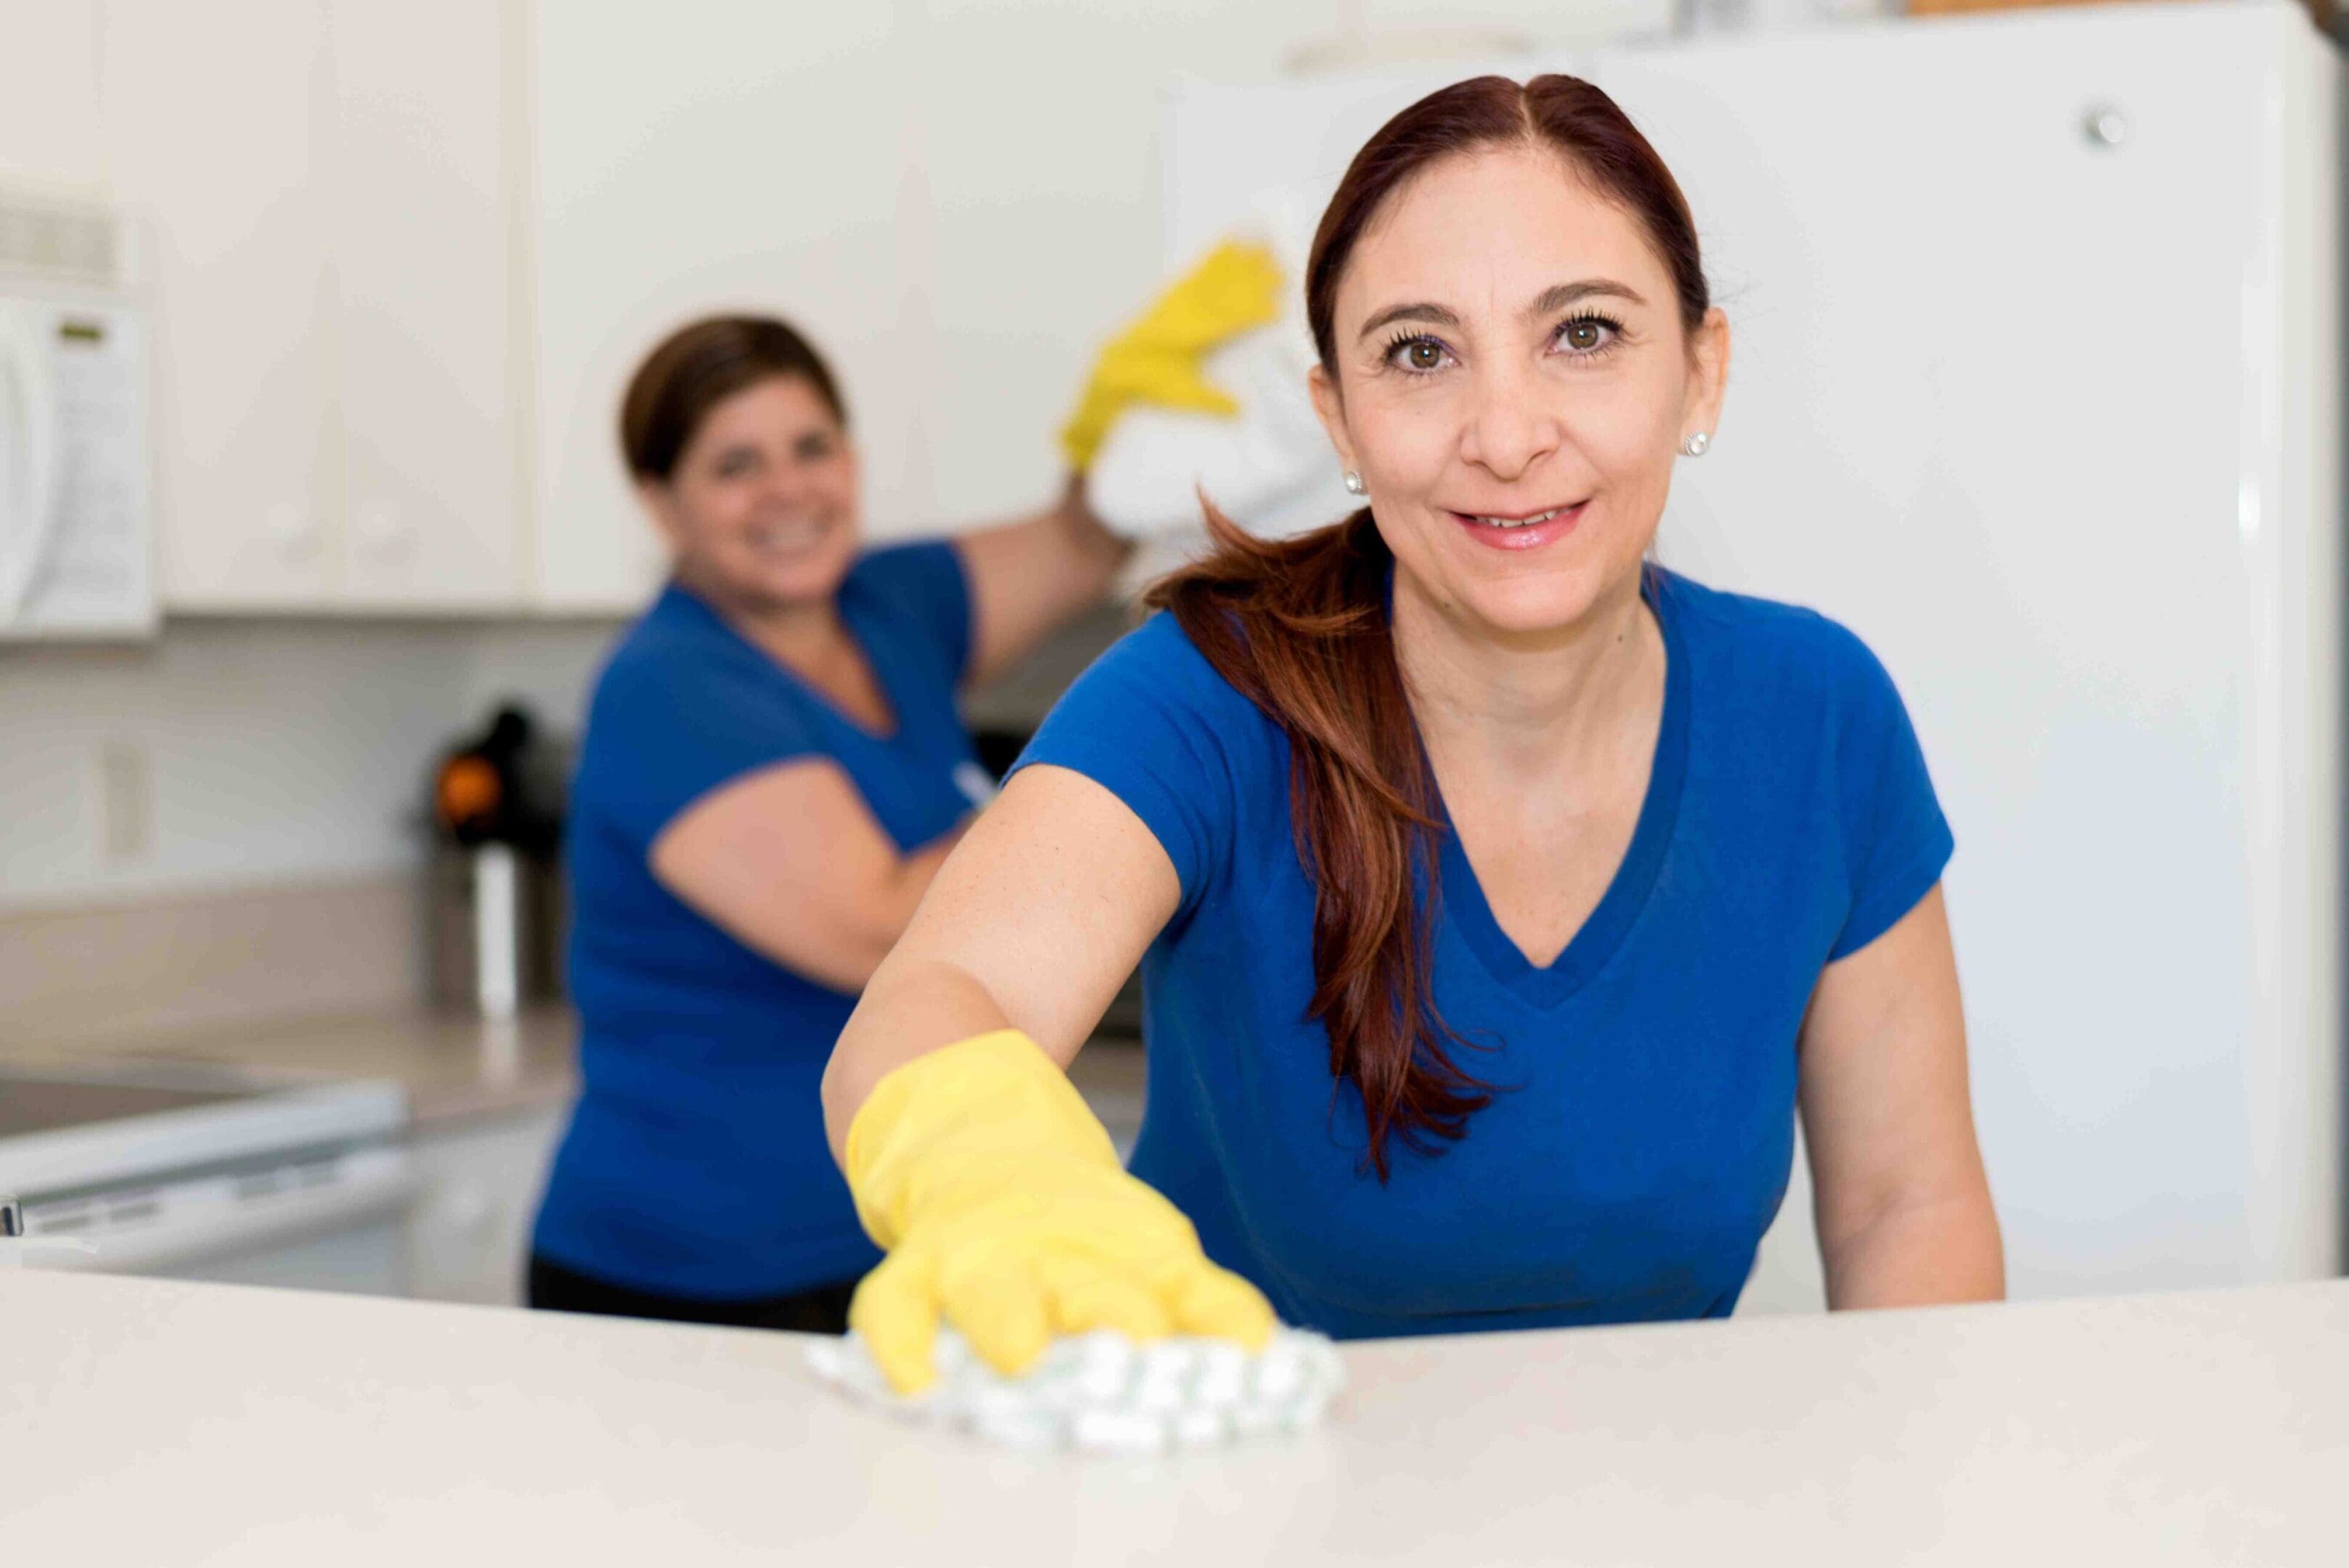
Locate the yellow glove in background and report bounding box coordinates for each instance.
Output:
[1057,240,1284,473]
[844,1029,1278,1395]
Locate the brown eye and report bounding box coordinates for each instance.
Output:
[1383,333,1456,374]
[1556,314,1624,356]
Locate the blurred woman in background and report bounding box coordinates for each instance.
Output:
[530,269,1273,1330]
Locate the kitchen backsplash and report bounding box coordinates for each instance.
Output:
[0,873,422,1048]
[1,616,619,915]
[0,596,1134,1045]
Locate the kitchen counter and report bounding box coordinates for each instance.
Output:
[0,1006,581,1127]
[0,1005,1147,1133]
[5,1270,2343,1564]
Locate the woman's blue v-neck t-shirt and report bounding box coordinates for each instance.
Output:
[533,542,989,1299]
[1013,568,1953,1340]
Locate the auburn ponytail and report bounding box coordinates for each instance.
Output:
[1146,506,1491,1180]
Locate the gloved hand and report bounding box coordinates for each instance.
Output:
[844,1029,1278,1395]
[1057,240,1284,473]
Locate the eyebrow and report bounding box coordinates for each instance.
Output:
[1531,279,1648,315]
[1357,301,1461,340]
[1356,279,1651,342]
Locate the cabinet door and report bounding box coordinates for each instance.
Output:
[326,0,520,610]
[99,0,336,608]
[0,1,105,195]
[1592,7,2276,1298]
[526,3,914,611]
[404,1105,565,1307]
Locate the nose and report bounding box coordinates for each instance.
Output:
[1457,356,1561,484]
[756,457,819,511]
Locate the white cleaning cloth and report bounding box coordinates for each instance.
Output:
[1087,181,1359,546]
[806,1326,1345,1454]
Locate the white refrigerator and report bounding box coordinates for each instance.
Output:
[1155,0,2345,1307]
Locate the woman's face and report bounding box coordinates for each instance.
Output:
[642,373,862,613]
[1310,142,1729,639]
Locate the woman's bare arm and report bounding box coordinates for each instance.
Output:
[650,759,964,994]
[1798,885,2005,1309]
[953,478,1132,689]
[819,763,1179,1164]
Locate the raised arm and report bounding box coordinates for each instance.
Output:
[946,237,1288,690]
[952,478,1132,690]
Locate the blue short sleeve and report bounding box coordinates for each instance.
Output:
[849,539,973,687]
[1009,613,1255,925]
[1826,628,1955,960]
[587,646,820,853]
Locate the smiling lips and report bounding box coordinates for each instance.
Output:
[1448,499,1588,552]
[745,516,833,555]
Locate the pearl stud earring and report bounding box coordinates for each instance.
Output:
[1680,433,1711,457]
[1343,470,1366,495]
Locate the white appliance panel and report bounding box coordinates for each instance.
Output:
[0,286,153,637]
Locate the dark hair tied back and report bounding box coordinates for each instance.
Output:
[619,314,848,482]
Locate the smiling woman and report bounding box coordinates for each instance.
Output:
[818,73,2003,1397]
[524,303,1267,1331]
[1171,74,1735,1166]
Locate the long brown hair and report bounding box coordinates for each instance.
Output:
[1145,75,1711,1179]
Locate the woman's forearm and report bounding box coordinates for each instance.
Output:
[1065,482,1138,605]
[1819,1186,2005,1310]
[957,478,1136,685]
[819,767,1181,1169]
[822,959,1014,1166]
[820,953,1017,1164]
[1028,475,1133,606]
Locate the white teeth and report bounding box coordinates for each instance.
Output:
[1471,506,1564,529]
[751,521,826,550]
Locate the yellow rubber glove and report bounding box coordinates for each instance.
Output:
[844,1029,1278,1395]
[1057,240,1285,473]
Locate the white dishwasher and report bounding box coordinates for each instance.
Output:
[0,1063,414,1295]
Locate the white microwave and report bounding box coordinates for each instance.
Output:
[0,196,154,640]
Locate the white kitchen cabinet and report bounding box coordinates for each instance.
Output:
[98,0,524,613]
[0,1,106,195]
[324,0,521,611]
[403,1103,564,1307]
[525,3,915,612]
[99,0,338,608]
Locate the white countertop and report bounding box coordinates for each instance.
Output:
[5,1270,2345,1565]
[0,1003,1148,1135]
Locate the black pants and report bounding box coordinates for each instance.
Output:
[527,1254,859,1335]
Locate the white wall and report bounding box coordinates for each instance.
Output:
[0,2,105,196]
[0,618,617,912]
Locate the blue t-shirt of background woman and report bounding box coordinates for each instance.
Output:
[533,542,984,1299]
